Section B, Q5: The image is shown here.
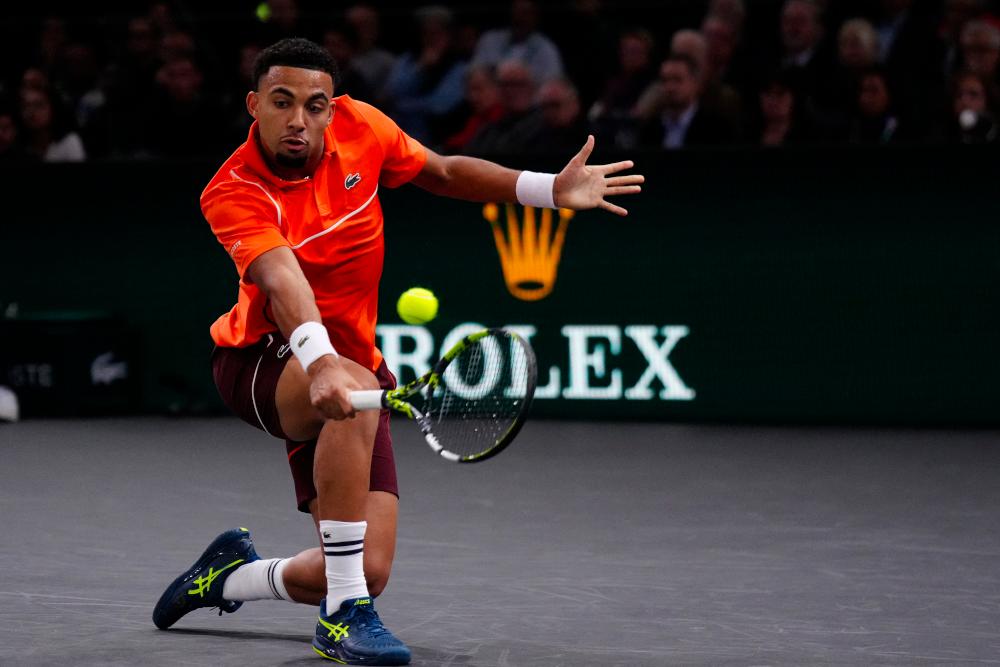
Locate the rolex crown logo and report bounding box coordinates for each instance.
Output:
[483,203,574,301]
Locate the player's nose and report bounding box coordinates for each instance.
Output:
[287,105,306,130]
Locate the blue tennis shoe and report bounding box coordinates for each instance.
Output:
[152,527,259,629]
[312,596,411,665]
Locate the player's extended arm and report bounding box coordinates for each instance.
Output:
[410,135,644,216]
[247,246,360,420]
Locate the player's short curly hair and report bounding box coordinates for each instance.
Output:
[253,38,338,90]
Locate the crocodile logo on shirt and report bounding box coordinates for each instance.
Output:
[345,173,362,189]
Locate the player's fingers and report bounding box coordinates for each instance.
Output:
[605,185,641,196]
[599,200,629,216]
[606,174,645,187]
[597,160,634,175]
[572,134,595,164]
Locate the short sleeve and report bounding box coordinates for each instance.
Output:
[201,179,290,278]
[353,100,428,188]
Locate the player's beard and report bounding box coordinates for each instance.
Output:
[275,152,308,169]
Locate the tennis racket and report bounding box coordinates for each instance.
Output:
[350,328,537,463]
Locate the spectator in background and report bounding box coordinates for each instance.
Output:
[384,6,467,146]
[702,11,745,89]
[753,68,811,147]
[959,20,1000,83]
[0,102,24,161]
[589,28,657,149]
[780,0,826,71]
[465,59,543,154]
[940,0,997,73]
[533,77,588,152]
[146,57,224,157]
[19,86,85,161]
[848,67,902,145]
[639,54,734,149]
[346,4,396,97]
[820,18,880,117]
[443,65,504,152]
[322,24,374,100]
[949,69,999,142]
[472,0,564,86]
[672,30,742,139]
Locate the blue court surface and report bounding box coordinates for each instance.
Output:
[2,418,999,665]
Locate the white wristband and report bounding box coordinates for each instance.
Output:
[515,170,557,209]
[290,321,338,371]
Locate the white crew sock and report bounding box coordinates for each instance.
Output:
[221,558,291,602]
[320,519,369,612]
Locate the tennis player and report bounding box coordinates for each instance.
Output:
[152,37,642,665]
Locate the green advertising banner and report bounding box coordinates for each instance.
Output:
[2,147,998,423]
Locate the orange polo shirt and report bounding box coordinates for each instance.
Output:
[202,95,427,371]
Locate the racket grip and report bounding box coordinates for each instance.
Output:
[350,390,385,411]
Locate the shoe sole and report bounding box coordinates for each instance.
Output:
[311,640,410,665]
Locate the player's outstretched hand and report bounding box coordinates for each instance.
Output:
[307,355,359,420]
[553,135,644,216]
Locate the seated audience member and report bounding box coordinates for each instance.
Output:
[533,77,589,152]
[589,28,657,148]
[346,4,396,96]
[146,57,224,157]
[322,24,374,100]
[752,68,813,147]
[848,67,903,145]
[19,86,85,162]
[822,18,880,115]
[472,0,564,86]
[959,19,1000,82]
[702,10,747,90]
[949,69,999,142]
[443,65,504,152]
[676,28,743,138]
[639,54,735,149]
[464,59,544,155]
[636,29,742,139]
[383,6,467,145]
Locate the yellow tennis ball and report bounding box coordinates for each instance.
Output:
[396,287,438,324]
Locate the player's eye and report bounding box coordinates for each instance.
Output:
[274,99,289,108]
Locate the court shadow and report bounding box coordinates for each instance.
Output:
[276,646,476,666]
[165,627,311,644]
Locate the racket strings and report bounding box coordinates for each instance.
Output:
[426,333,531,458]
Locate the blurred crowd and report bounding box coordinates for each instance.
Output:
[2,0,999,163]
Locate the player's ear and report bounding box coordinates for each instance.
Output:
[246,91,259,119]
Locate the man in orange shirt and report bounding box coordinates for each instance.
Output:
[152,38,642,665]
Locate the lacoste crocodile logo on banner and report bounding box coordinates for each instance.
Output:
[345,173,362,189]
[482,203,575,302]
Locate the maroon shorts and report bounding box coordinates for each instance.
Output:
[211,332,399,513]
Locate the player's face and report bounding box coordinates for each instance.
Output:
[248,66,334,173]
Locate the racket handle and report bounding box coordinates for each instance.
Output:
[350,390,385,411]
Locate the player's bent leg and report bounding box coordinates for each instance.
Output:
[275,357,409,663]
[281,491,399,604]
